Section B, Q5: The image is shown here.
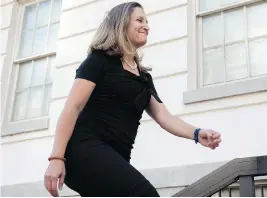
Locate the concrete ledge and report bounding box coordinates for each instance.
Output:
[1,180,78,197]
[1,161,226,197]
[142,161,226,188]
[183,77,267,104]
[2,160,266,197]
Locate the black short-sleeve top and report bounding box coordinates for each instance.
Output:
[74,50,162,158]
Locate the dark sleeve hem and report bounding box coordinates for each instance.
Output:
[149,89,163,103]
[146,72,163,103]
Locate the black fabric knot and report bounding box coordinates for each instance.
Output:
[133,72,163,112]
[134,88,151,112]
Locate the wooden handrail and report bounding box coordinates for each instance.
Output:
[173,155,267,197]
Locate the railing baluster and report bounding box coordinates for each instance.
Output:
[239,176,255,197]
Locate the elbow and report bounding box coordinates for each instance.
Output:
[71,97,88,113]
[75,103,82,112]
[64,100,85,115]
[75,102,85,114]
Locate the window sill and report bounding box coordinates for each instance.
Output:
[1,116,49,136]
[183,77,267,104]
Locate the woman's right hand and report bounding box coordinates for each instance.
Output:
[44,160,66,197]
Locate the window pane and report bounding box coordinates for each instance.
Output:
[247,2,267,38]
[26,86,44,118]
[203,14,223,48]
[203,47,225,85]
[22,4,36,30]
[230,188,240,197]
[43,84,52,115]
[51,0,62,22]
[211,192,220,197]
[13,91,28,121]
[225,43,248,81]
[222,0,241,5]
[221,188,230,197]
[17,61,32,90]
[200,0,221,12]
[32,26,48,54]
[31,58,47,86]
[249,38,267,77]
[47,23,60,52]
[255,186,262,197]
[36,0,51,27]
[263,186,267,197]
[46,56,55,84]
[225,8,245,43]
[19,30,33,58]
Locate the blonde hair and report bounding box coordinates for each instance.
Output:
[88,2,150,71]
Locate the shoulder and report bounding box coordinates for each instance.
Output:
[75,50,112,82]
[86,50,108,64]
[86,49,119,67]
[78,50,110,72]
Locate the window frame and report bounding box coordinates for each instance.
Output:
[2,0,60,136]
[184,0,267,104]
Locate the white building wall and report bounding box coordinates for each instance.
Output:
[1,0,267,195]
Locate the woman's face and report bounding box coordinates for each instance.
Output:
[126,7,149,49]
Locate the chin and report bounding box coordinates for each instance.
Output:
[135,40,147,48]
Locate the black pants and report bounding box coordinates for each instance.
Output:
[64,134,160,197]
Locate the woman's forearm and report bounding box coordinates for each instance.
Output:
[50,105,81,158]
[160,115,197,140]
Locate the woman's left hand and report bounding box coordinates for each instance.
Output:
[198,129,221,150]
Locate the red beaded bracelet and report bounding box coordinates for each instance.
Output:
[48,156,66,162]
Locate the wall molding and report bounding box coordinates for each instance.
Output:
[59,2,187,41]
[56,36,187,69]
[183,77,267,104]
[1,0,15,7]
[62,0,103,13]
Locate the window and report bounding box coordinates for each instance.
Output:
[184,0,267,104]
[12,57,54,121]
[2,0,62,135]
[18,0,61,58]
[200,0,267,86]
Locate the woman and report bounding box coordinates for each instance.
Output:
[44,2,221,197]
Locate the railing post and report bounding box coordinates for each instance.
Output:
[239,176,255,197]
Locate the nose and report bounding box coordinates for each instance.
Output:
[143,25,150,33]
[144,24,150,31]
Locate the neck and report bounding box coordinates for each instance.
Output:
[123,54,135,65]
